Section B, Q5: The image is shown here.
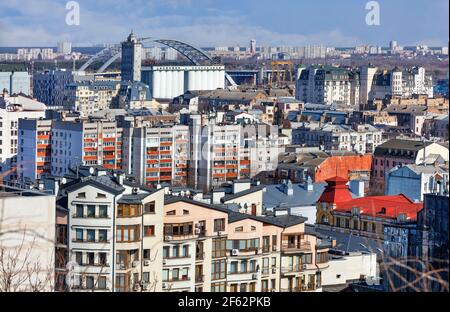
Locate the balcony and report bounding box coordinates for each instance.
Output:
[195,275,204,284]
[280,265,307,275]
[281,241,312,254]
[196,252,205,261]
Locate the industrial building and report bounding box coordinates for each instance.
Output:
[141,65,225,100]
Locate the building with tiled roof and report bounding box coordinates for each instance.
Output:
[316,176,423,240]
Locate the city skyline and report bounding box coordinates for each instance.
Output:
[0,0,448,47]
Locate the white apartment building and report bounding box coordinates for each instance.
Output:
[292,123,384,154]
[64,170,165,292]
[0,185,56,292]
[0,92,46,182]
[50,120,123,177]
[65,81,121,115]
[296,65,353,106]
[0,64,31,96]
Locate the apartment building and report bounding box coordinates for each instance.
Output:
[226,213,330,292]
[17,118,52,183]
[50,120,123,177]
[0,92,46,182]
[295,65,354,106]
[162,197,230,292]
[370,139,449,195]
[368,66,433,101]
[0,185,56,291]
[123,123,189,187]
[63,170,165,292]
[189,116,248,191]
[0,64,31,95]
[65,81,121,115]
[292,123,383,154]
[316,176,423,240]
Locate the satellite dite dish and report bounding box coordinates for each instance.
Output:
[89,167,95,175]
[62,178,67,185]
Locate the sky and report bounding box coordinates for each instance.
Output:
[0,0,448,47]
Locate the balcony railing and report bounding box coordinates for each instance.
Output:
[280,265,307,274]
[281,241,312,253]
[196,252,205,261]
[163,254,191,260]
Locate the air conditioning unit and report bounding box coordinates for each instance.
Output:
[133,284,140,291]
[132,261,139,268]
[272,246,277,252]
[252,274,258,280]
[195,228,201,235]
[231,249,239,256]
[144,260,150,266]
[195,223,201,228]
[272,267,277,274]
[302,264,308,270]
[217,231,222,236]
[165,236,172,241]
[162,259,167,265]
[162,283,167,289]
[141,284,149,291]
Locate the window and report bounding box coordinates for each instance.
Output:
[230,261,238,274]
[87,230,95,242]
[116,225,140,242]
[98,276,107,290]
[262,258,269,274]
[183,210,190,215]
[301,254,313,264]
[75,252,83,265]
[164,223,193,237]
[98,230,108,242]
[211,282,226,292]
[117,204,140,218]
[115,274,128,292]
[87,205,96,218]
[77,192,86,199]
[240,260,248,273]
[86,276,94,289]
[182,245,189,257]
[172,268,180,281]
[316,252,328,264]
[166,210,176,216]
[211,260,226,280]
[144,226,155,237]
[235,226,243,232]
[212,237,227,258]
[144,201,155,214]
[249,260,257,273]
[142,272,150,283]
[76,229,83,242]
[162,270,169,282]
[76,205,84,218]
[99,253,107,266]
[99,205,108,218]
[214,218,225,232]
[97,193,106,198]
[263,236,270,253]
[143,249,151,260]
[87,252,95,265]
[163,247,170,259]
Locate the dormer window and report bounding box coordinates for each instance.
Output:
[77,192,86,199]
[166,210,176,216]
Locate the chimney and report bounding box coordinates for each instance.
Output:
[284,180,294,196]
[306,176,313,192]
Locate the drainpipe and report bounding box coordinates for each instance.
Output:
[112,195,116,292]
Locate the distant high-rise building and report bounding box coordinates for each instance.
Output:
[390,40,398,53]
[250,39,257,55]
[121,32,142,82]
[57,41,72,54]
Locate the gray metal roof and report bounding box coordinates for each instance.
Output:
[263,183,327,209]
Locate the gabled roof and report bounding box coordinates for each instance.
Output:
[221,185,265,203]
[64,175,125,195]
[164,196,230,213]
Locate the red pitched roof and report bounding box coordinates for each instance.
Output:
[318,177,423,221]
[335,194,423,221]
[318,176,353,204]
